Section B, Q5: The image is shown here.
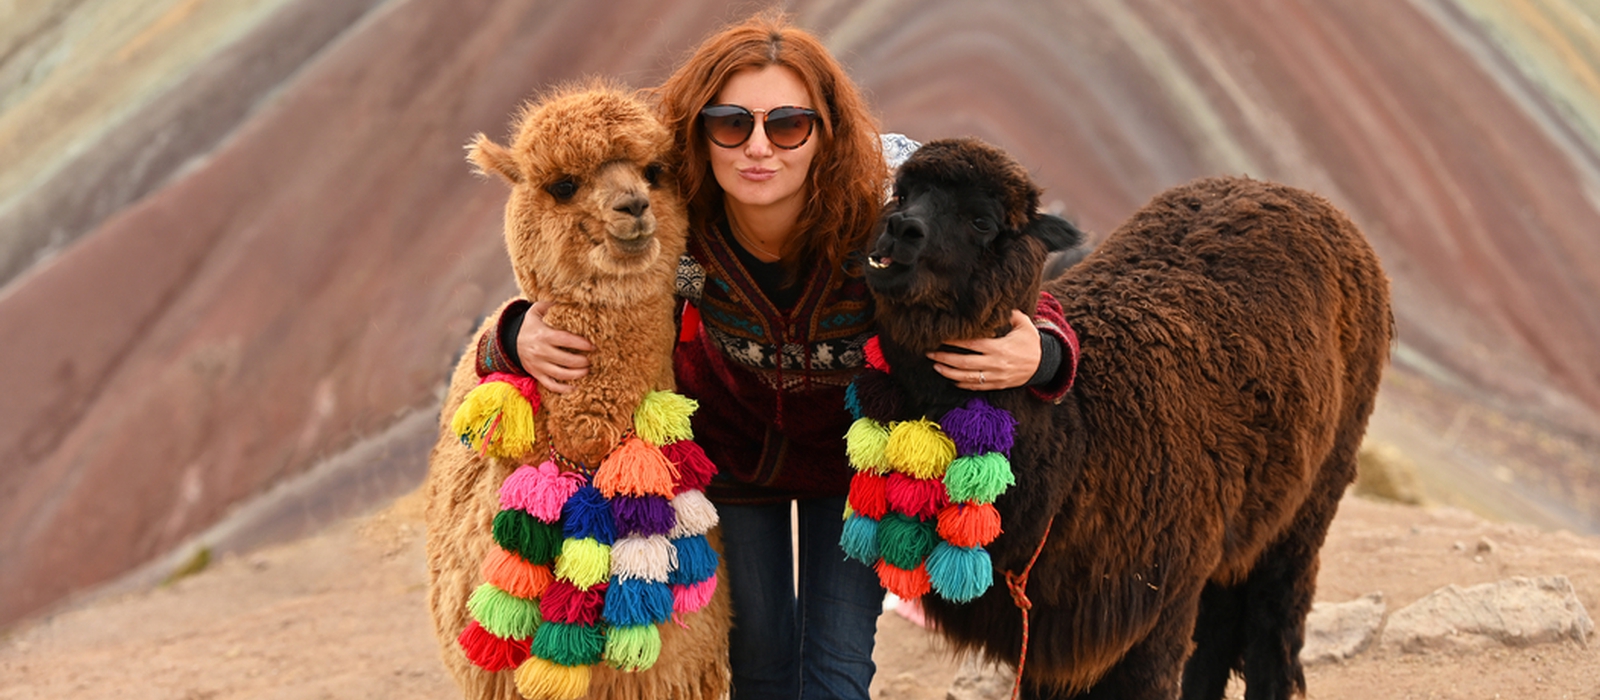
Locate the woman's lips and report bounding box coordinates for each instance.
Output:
[739,168,776,182]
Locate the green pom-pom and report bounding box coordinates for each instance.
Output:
[943,452,1015,504]
[877,512,937,570]
[634,391,697,446]
[845,418,891,473]
[531,621,605,667]
[554,537,612,589]
[494,509,564,565]
[467,582,543,639]
[603,624,662,672]
[839,514,880,565]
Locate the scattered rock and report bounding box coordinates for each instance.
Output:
[1381,576,1595,653]
[1476,537,1497,554]
[946,654,1013,700]
[1354,443,1425,505]
[1301,593,1386,665]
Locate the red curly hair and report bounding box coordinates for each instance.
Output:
[654,11,888,279]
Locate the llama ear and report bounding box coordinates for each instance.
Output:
[1024,213,1086,252]
[466,134,523,185]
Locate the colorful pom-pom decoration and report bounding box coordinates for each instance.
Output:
[839,372,1020,604]
[604,624,663,672]
[884,472,951,519]
[845,418,891,473]
[515,656,590,700]
[633,391,698,446]
[593,437,677,499]
[884,419,957,479]
[461,390,721,688]
[459,620,531,672]
[452,373,541,459]
[926,541,994,603]
[863,335,890,372]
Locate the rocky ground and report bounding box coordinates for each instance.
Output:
[1,487,1595,700]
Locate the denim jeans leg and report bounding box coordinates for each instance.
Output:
[796,496,884,700]
[719,501,801,699]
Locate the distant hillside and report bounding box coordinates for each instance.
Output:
[3,0,1600,629]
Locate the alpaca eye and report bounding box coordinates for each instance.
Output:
[644,163,663,187]
[972,217,996,233]
[546,178,579,200]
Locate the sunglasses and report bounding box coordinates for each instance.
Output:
[700,104,820,150]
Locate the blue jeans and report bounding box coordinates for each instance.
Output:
[719,495,884,700]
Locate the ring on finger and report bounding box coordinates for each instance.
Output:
[979,370,986,385]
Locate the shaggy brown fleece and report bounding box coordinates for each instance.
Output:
[865,138,1393,700]
[424,83,729,700]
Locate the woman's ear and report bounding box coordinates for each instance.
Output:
[1024,213,1086,252]
[466,134,523,185]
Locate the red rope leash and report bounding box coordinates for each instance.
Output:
[1004,514,1056,700]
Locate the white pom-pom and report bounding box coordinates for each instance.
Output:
[668,489,720,538]
[609,535,677,582]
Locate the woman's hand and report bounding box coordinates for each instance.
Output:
[518,301,594,394]
[926,309,1041,391]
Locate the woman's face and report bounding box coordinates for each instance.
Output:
[707,65,820,215]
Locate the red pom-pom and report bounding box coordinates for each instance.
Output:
[540,579,608,625]
[936,502,1003,548]
[884,473,950,519]
[458,619,531,671]
[875,560,931,599]
[483,372,541,413]
[847,471,889,520]
[863,336,890,372]
[661,439,718,494]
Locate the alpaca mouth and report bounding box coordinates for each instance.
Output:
[868,256,892,269]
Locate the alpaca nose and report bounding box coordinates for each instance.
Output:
[888,212,926,242]
[614,195,649,218]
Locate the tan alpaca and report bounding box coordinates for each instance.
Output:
[425,83,730,700]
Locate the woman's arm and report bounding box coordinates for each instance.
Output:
[474,299,594,393]
[923,291,1078,402]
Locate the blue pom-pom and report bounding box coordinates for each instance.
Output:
[925,541,994,603]
[602,577,675,626]
[562,485,616,545]
[839,514,880,565]
[843,381,863,420]
[667,534,719,585]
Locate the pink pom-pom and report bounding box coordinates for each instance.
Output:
[672,573,718,614]
[661,439,718,494]
[863,336,890,372]
[483,372,541,412]
[884,472,950,519]
[499,461,584,523]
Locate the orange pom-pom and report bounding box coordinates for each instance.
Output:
[482,546,555,599]
[593,436,677,498]
[875,559,931,600]
[936,502,1002,548]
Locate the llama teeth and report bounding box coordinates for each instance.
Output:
[868,257,891,269]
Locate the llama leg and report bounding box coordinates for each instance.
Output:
[1237,444,1354,700]
[1076,597,1201,700]
[1180,581,1245,700]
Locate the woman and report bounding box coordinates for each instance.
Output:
[473,13,1075,699]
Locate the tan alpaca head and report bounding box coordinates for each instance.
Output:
[468,83,686,304]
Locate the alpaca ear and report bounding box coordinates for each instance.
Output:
[466,134,523,185]
[1024,213,1086,252]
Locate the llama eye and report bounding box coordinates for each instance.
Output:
[972,217,997,232]
[644,163,663,187]
[546,177,579,200]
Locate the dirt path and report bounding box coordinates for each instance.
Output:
[2,491,1595,699]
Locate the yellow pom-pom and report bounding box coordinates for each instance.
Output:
[554,537,612,590]
[633,391,698,446]
[451,381,537,460]
[845,417,891,473]
[593,437,676,498]
[884,419,956,478]
[514,655,591,700]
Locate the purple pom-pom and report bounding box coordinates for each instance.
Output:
[940,398,1016,456]
[611,494,677,537]
[851,369,901,423]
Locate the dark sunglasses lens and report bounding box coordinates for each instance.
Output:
[703,107,754,148]
[765,108,816,148]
